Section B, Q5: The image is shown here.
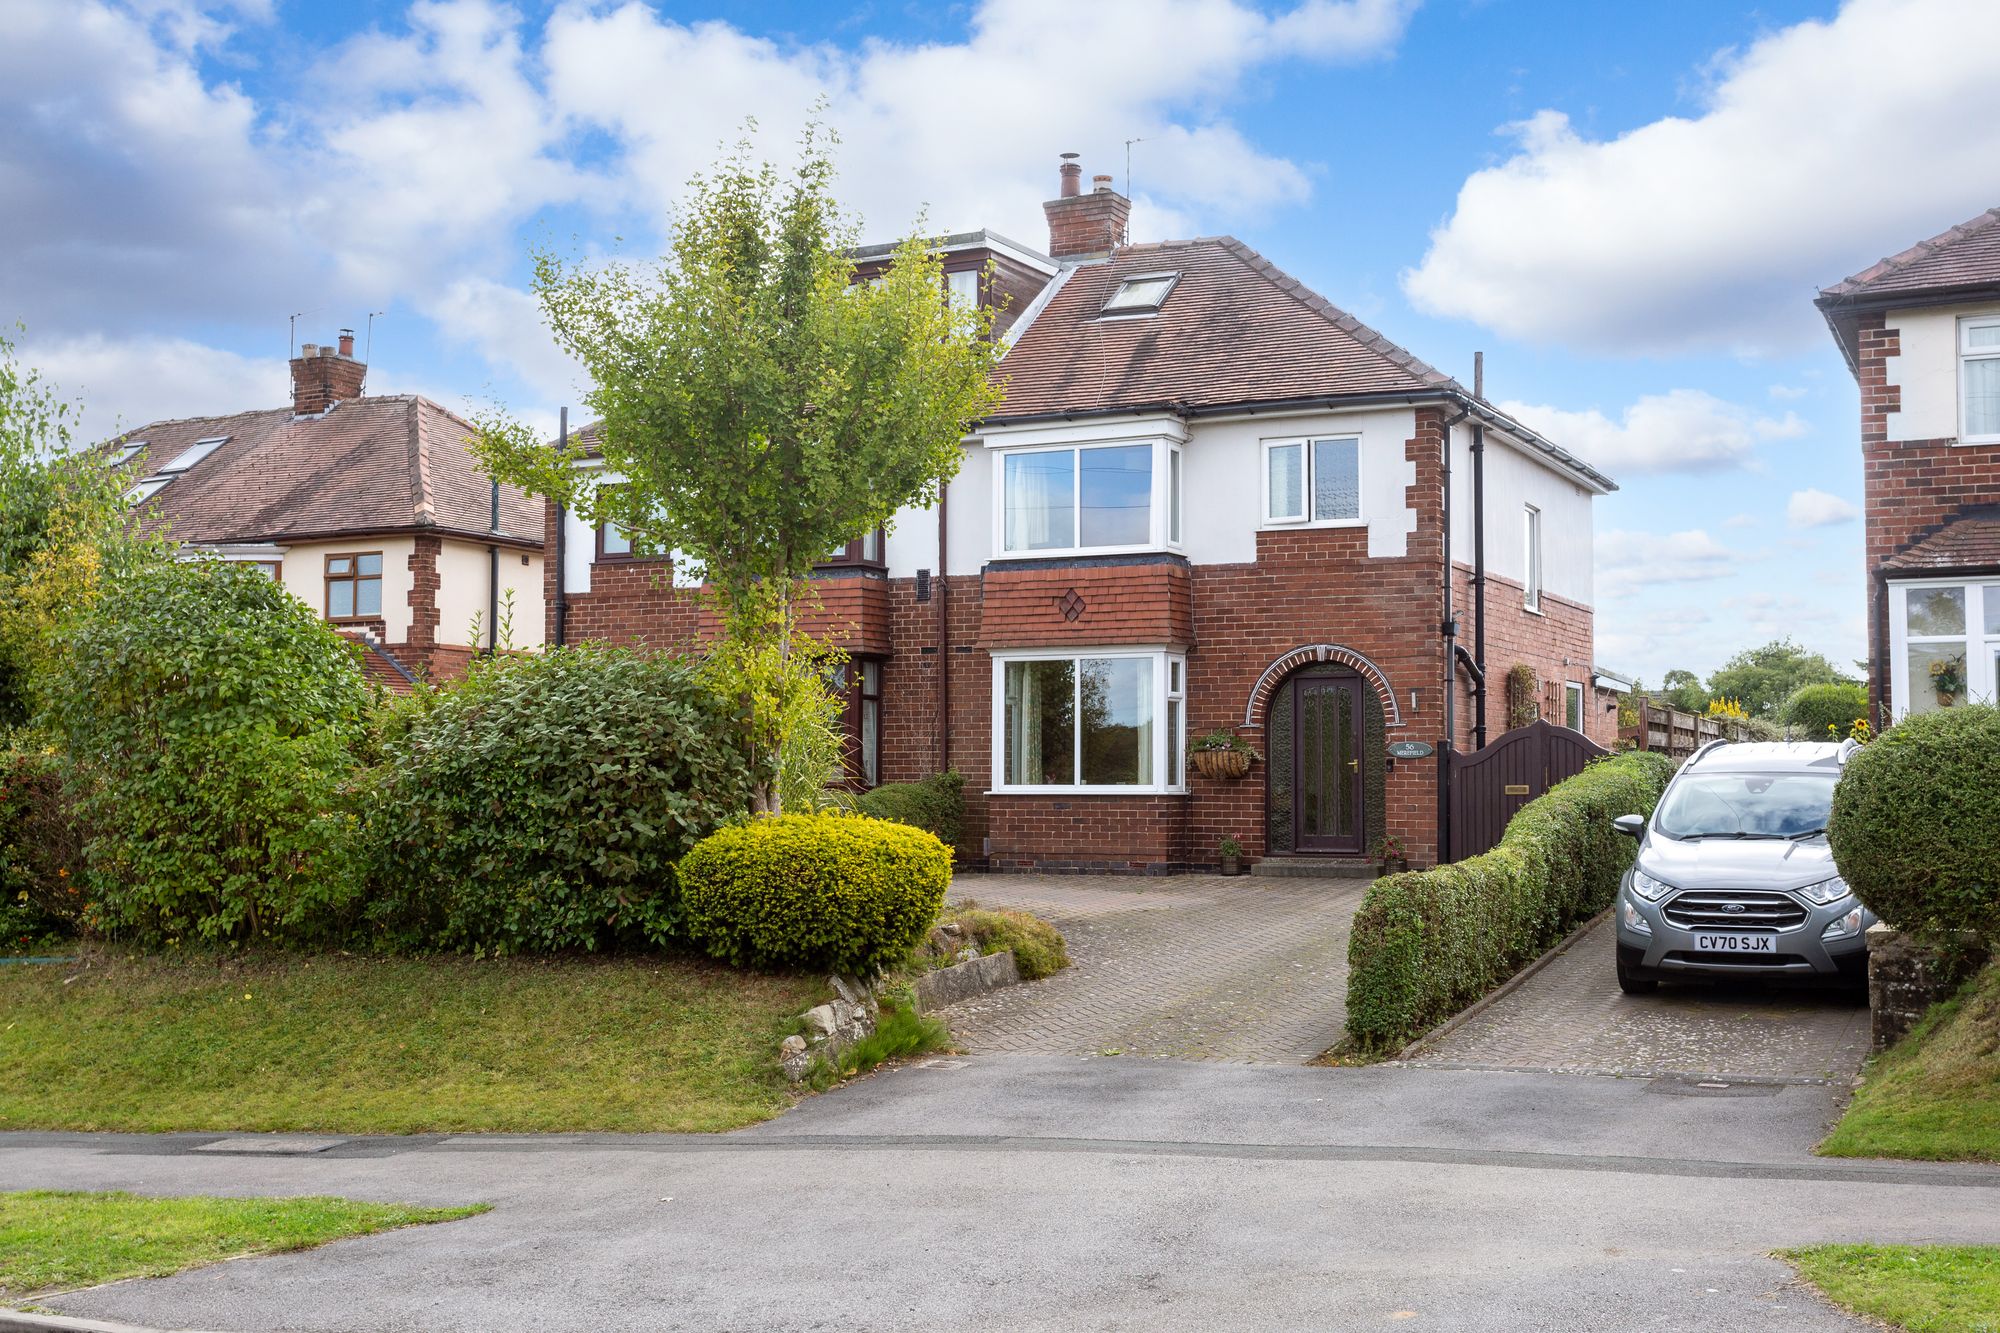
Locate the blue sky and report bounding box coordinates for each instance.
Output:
[7,0,1998,683]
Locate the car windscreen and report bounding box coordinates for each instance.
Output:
[1652,771,1837,839]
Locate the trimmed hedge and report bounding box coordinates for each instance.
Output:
[844,771,964,848]
[679,812,951,974]
[1344,748,1675,1051]
[1782,682,1870,740]
[1829,705,2000,945]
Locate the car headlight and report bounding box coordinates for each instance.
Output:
[1629,868,1675,902]
[1822,906,1865,941]
[1798,876,1852,906]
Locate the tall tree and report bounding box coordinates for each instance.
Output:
[1658,669,1707,714]
[1705,638,1857,719]
[476,124,1004,810]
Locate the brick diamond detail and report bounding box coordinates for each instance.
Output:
[1057,588,1086,621]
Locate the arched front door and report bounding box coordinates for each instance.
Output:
[1293,675,1366,853]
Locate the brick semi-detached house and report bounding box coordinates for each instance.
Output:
[114,334,545,685]
[549,160,1616,872]
[1817,207,2000,724]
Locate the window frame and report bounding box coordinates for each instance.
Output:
[990,438,1182,559]
[819,528,887,569]
[1888,577,2000,719]
[1260,435,1364,530]
[989,647,1188,796]
[839,655,885,789]
[1099,271,1181,318]
[1523,504,1544,613]
[323,550,384,623]
[1960,314,2000,445]
[1564,681,1584,731]
[157,436,227,474]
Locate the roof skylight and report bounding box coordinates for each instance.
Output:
[126,477,173,503]
[1101,272,1180,315]
[109,441,146,466]
[158,437,227,473]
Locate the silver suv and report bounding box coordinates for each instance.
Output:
[1612,740,1873,995]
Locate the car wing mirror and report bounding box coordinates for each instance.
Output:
[1612,814,1645,840]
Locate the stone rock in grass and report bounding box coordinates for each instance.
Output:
[802,1004,839,1039]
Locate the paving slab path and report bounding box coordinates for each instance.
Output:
[940,872,1366,1063]
[1406,915,1874,1083]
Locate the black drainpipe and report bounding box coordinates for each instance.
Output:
[486,478,500,655]
[552,407,569,647]
[937,477,951,774]
[1471,351,1489,749]
[1440,402,1472,864]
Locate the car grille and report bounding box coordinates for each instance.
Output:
[1664,950,1809,969]
[1662,890,1808,930]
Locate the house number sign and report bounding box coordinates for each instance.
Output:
[1385,741,1435,759]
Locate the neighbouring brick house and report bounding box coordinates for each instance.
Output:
[549,161,1615,871]
[114,333,545,685]
[1817,207,2000,724]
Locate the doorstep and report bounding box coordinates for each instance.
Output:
[1248,857,1377,880]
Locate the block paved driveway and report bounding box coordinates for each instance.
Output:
[1405,915,1873,1083]
[939,872,1366,1064]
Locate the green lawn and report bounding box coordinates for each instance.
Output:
[1784,1244,2000,1332]
[0,949,823,1134]
[1821,961,2000,1162]
[0,1190,483,1297]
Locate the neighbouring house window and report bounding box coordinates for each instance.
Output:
[1565,682,1584,730]
[254,561,282,582]
[1961,316,2000,442]
[126,477,172,503]
[998,441,1177,555]
[994,651,1185,793]
[821,528,885,566]
[325,552,383,620]
[831,658,885,786]
[594,485,666,562]
[1890,579,2000,718]
[946,268,980,312]
[1524,505,1543,612]
[1100,272,1180,316]
[1263,437,1360,526]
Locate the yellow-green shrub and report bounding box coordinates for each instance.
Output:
[1344,749,1675,1051]
[679,813,950,974]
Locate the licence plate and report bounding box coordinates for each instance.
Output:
[1695,932,1777,953]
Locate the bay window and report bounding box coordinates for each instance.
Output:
[993,436,1182,556]
[831,658,884,787]
[1262,436,1360,526]
[1962,315,2000,442]
[1890,578,2000,717]
[994,650,1187,793]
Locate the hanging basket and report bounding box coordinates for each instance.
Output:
[1192,748,1251,781]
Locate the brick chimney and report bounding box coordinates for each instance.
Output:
[1043,154,1130,260]
[291,327,366,416]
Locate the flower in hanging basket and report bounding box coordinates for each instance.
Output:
[1189,730,1258,780]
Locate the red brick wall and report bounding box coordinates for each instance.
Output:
[1855,310,2000,721]
[978,561,1192,647]
[1450,565,1602,748]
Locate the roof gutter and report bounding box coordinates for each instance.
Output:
[223,523,543,552]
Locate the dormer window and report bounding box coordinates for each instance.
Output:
[158,437,227,473]
[1101,272,1179,316]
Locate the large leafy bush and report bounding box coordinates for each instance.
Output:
[843,771,965,848]
[367,646,759,953]
[44,560,370,944]
[1345,749,1675,1050]
[1782,682,1870,740]
[1829,705,2000,945]
[679,812,951,974]
[0,734,89,938]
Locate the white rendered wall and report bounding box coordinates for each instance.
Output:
[558,467,700,593]
[278,536,416,640]
[1883,301,2000,443]
[1451,429,1594,606]
[436,538,547,650]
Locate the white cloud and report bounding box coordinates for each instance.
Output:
[24,332,289,443]
[1499,389,1803,475]
[1767,383,1808,401]
[1787,487,1860,528]
[1596,527,1742,599]
[421,277,588,406]
[1402,0,2000,354]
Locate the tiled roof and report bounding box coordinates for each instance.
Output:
[1820,207,2000,302]
[1883,506,2000,573]
[993,237,1454,419]
[116,396,542,546]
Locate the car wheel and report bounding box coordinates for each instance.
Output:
[1616,957,1658,995]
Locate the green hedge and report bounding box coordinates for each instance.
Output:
[679,812,950,974]
[1829,705,2000,945]
[1782,682,1870,740]
[843,771,964,848]
[1344,748,1676,1050]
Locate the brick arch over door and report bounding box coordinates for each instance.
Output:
[1241,643,1404,731]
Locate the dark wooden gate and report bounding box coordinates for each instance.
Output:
[1446,719,1608,861]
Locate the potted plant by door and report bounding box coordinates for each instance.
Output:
[1371,835,1408,877]
[1190,731,1259,780]
[1217,836,1244,876]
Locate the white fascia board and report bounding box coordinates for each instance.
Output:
[979,415,1189,449]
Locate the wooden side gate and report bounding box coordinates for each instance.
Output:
[1445,719,1608,862]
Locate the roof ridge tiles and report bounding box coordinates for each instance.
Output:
[1822,205,2000,298]
[409,397,437,525]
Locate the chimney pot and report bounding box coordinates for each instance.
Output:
[1058,152,1081,199]
[290,331,368,416]
[300,343,319,358]
[338,329,355,358]
[1093,174,1113,193]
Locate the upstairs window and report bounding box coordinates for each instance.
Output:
[822,528,885,567]
[325,552,383,620]
[1263,436,1360,526]
[946,269,980,312]
[158,437,227,473]
[1962,316,2000,442]
[1000,441,1177,555]
[1100,272,1179,316]
[1524,505,1544,612]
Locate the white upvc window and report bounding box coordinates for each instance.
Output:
[1262,435,1361,527]
[993,438,1182,557]
[992,649,1188,795]
[1961,316,2000,443]
[946,268,980,312]
[1523,504,1544,612]
[1888,578,2000,719]
[1564,681,1584,730]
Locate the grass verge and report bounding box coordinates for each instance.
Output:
[1820,961,2000,1162]
[0,1190,484,1297]
[0,948,823,1134]
[1782,1244,2000,1332]
[803,999,953,1091]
